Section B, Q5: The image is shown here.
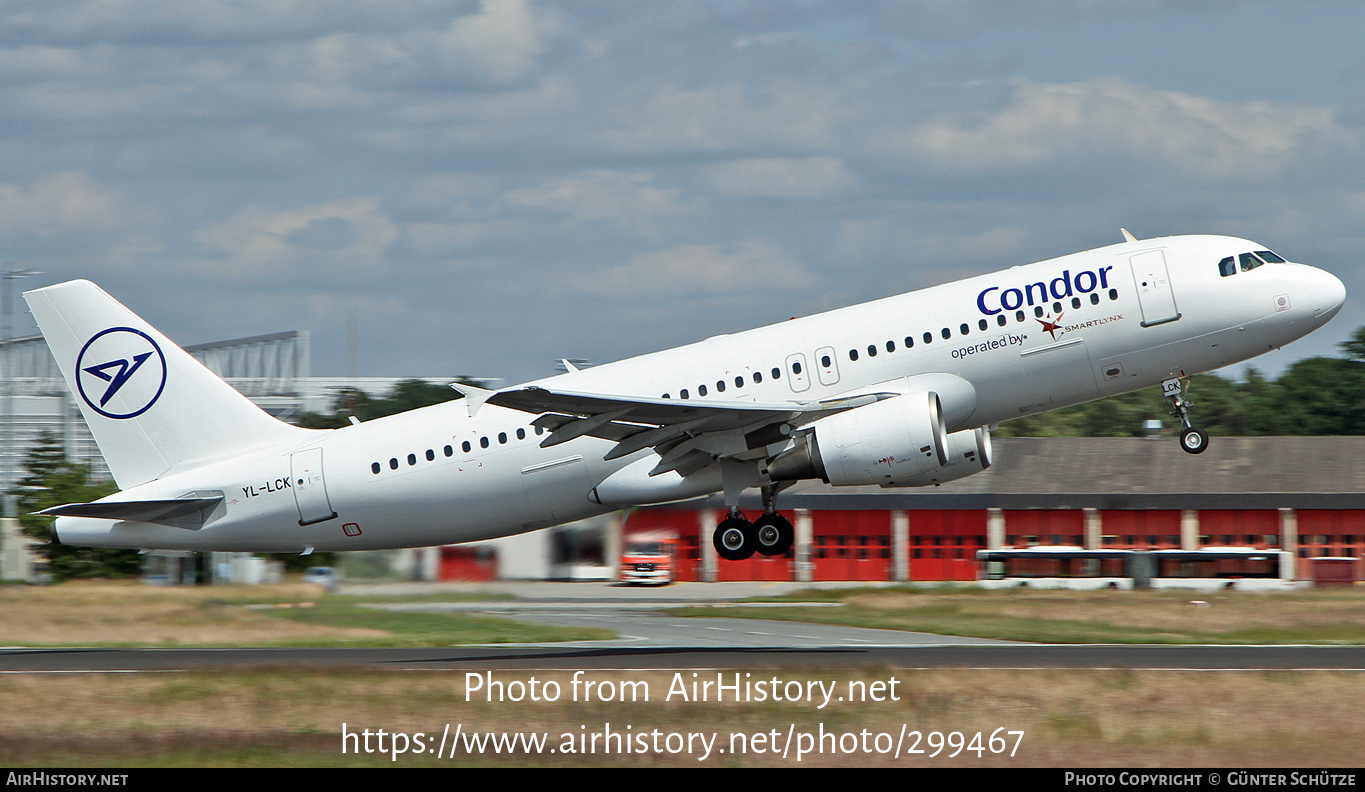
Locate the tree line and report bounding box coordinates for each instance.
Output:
[998,327,1365,437]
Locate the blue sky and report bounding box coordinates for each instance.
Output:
[3,0,1363,384]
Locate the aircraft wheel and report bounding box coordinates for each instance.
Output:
[1179,427,1209,455]
[714,516,756,561]
[753,513,794,557]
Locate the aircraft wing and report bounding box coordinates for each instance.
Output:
[454,383,892,477]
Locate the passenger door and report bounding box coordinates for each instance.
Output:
[1129,250,1181,327]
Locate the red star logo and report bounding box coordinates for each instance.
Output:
[1036,312,1065,340]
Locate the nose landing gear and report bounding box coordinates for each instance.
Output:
[1164,377,1208,455]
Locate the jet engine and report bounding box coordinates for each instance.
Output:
[768,391,946,486]
[878,425,992,487]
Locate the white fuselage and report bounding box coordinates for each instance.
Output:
[55,235,1346,551]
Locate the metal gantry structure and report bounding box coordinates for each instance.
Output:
[0,330,312,488]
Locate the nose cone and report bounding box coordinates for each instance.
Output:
[1311,267,1347,325]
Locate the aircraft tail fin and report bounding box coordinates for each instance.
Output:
[24,280,314,489]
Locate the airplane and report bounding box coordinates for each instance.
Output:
[25,232,1346,561]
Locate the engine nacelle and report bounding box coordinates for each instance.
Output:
[878,426,992,487]
[769,391,948,486]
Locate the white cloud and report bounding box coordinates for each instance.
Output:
[875,77,1354,180]
[866,1,1230,38]
[588,239,814,297]
[707,157,856,199]
[602,82,847,154]
[407,173,503,210]
[0,0,404,44]
[0,171,154,238]
[194,197,398,277]
[404,220,528,255]
[503,170,698,230]
[421,0,563,84]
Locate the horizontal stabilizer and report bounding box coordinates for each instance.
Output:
[38,496,224,529]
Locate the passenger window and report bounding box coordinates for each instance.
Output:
[1052,301,1061,313]
[904,336,914,348]
[716,380,725,393]
[923,332,933,344]
[662,393,670,399]
[959,323,969,335]
[886,340,895,353]
[1090,293,1100,305]
[1071,297,1081,309]
[1256,250,1287,263]
[867,345,877,357]
[425,449,435,461]
[821,354,832,367]
[771,367,781,379]
[681,389,689,399]
[1108,289,1118,300]
[498,432,507,444]
[517,428,526,440]
[791,361,802,374]
[698,384,708,396]
[444,445,453,457]
[941,327,950,339]
[408,453,417,466]
[1218,256,1236,277]
[979,319,988,331]
[1015,310,1025,322]
[480,436,489,449]
[390,458,398,470]
[735,376,743,388]
[753,372,762,383]
[462,441,472,453]
[1034,306,1044,317]
[371,462,381,474]
[535,426,544,435]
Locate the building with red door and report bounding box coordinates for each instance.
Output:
[614,436,1364,585]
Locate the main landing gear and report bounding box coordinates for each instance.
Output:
[713,484,794,561]
[1163,377,1208,455]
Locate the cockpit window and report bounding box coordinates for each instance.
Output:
[1256,250,1287,263]
[1218,256,1236,277]
[1239,252,1264,272]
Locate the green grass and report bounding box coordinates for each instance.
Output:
[264,599,613,647]
[5,667,1365,767]
[0,582,612,648]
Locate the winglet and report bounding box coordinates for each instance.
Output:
[560,358,580,373]
[450,381,495,417]
[1121,228,1137,243]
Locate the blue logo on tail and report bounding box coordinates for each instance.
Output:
[75,327,167,419]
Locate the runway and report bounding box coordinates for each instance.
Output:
[4,595,1365,672]
[3,582,1362,672]
[4,642,1365,671]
